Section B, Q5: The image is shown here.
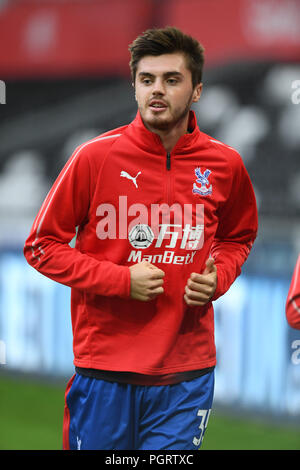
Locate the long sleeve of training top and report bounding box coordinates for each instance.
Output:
[24,135,131,298]
[286,255,300,330]
[210,147,258,300]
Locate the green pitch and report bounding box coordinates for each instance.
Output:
[0,374,299,450]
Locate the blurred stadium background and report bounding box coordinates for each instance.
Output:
[0,0,300,450]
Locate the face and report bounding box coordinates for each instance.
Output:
[134,53,202,133]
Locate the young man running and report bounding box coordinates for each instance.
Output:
[24,27,258,450]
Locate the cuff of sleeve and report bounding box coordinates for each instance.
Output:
[211,264,224,301]
[119,266,131,299]
[110,264,131,299]
[93,263,131,298]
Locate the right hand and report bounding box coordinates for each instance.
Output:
[129,261,165,302]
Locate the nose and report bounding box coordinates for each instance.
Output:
[152,78,165,96]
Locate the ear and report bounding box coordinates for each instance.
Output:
[192,83,203,103]
[132,82,137,101]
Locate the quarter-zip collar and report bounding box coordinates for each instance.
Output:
[127,109,202,155]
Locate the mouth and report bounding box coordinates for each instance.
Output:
[148,100,168,113]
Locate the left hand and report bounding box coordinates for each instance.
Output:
[184,257,217,307]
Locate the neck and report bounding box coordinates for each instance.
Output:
[156,127,187,153]
[147,113,190,153]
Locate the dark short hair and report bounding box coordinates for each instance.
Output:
[129,26,205,88]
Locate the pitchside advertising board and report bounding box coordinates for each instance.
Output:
[0,251,299,418]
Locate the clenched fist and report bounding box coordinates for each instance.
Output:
[184,258,217,307]
[129,261,165,302]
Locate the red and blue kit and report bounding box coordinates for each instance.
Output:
[286,255,300,330]
[24,111,258,377]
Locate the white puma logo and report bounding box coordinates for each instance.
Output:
[120,170,141,188]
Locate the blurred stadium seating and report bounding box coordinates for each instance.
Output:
[0,0,300,429]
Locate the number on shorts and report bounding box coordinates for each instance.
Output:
[193,409,211,447]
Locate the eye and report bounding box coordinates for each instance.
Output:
[141,78,153,85]
[167,78,179,85]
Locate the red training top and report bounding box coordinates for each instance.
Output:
[24,111,258,377]
[286,255,300,330]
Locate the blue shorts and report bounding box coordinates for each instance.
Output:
[63,370,214,450]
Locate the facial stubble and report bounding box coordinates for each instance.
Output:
[140,89,195,133]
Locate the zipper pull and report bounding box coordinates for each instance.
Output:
[166,152,171,170]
